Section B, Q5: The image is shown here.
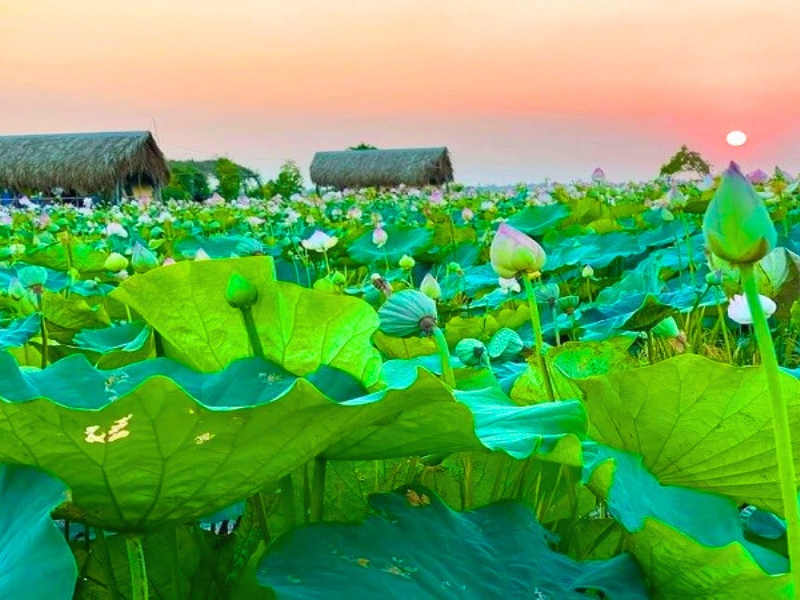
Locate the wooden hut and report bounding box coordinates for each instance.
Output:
[0,130,170,202]
[310,147,454,190]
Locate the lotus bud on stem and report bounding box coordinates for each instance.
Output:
[704,162,800,597]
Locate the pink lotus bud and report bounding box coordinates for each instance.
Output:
[489,223,546,280]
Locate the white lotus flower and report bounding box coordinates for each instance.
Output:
[727,294,776,325]
[498,277,521,294]
[104,222,128,239]
[301,230,338,252]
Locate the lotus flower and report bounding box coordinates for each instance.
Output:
[104,252,129,273]
[104,222,128,239]
[702,162,776,264]
[301,230,338,252]
[747,169,769,185]
[461,207,474,222]
[490,224,546,280]
[591,168,606,182]
[498,277,521,294]
[372,227,388,248]
[727,294,776,325]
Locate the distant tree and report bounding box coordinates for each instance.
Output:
[262,161,304,199]
[659,145,712,177]
[163,162,209,201]
[215,158,243,200]
[348,143,378,151]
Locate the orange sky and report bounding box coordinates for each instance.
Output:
[2,0,799,183]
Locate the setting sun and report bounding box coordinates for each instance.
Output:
[726,130,748,147]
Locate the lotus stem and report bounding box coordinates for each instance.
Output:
[310,457,327,522]
[239,306,265,361]
[522,277,555,401]
[552,305,561,347]
[251,492,272,546]
[716,302,734,364]
[125,535,148,600]
[741,263,800,596]
[431,326,455,387]
[279,474,296,530]
[37,295,49,368]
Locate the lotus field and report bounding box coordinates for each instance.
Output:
[5,164,800,599]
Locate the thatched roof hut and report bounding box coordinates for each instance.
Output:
[310,147,454,189]
[0,131,170,198]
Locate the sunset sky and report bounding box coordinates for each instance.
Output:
[2,0,799,184]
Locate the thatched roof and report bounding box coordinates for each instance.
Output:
[310,147,454,189]
[0,131,170,194]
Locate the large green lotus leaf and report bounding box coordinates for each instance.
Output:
[347,225,434,265]
[506,203,570,236]
[0,353,458,531]
[574,354,800,515]
[0,313,41,350]
[582,443,791,598]
[110,256,382,385]
[257,486,648,600]
[325,362,587,462]
[0,465,77,599]
[23,241,108,274]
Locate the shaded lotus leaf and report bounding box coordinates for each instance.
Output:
[326,362,587,463]
[110,256,382,385]
[582,443,791,598]
[71,525,252,600]
[0,313,41,350]
[574,354,800,516]
[620,295,675,332]
[372,330,436,359]
[444,314,500,347]
[0,353,469,531]
[257,485,648,600]
[72,320,155,369]
[0,465,77,599]
[347,225,433,265]
[42,290,111,335]
[550,337,639,379]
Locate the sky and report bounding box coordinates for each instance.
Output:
[1,0,799,185]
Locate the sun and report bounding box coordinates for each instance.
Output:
[726,130,747,147]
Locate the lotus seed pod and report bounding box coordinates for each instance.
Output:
[535,282,560,307]
[703,162,777,264]
[487,328,524,360]
[377,289,438,338]
[17,265,48,291]
[490,223,546,280]
[235,238,265,256]
[226,272,258,309]
[104,252,129,273]
[455,338,487,366]
[557,295,580,314]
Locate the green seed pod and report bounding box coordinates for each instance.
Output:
[487,328,524,360]
[702,161,777,264]
[557,295,580,313]
[226,272,258,309]
[377,289,437,338]
[17,265,48,291]
[455,338,487,367]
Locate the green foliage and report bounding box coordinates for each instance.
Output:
[659,144,712,177]
[215,157,243,200]
[261,161,304,199]
[163,161,210,201]
[348,142,378,151]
